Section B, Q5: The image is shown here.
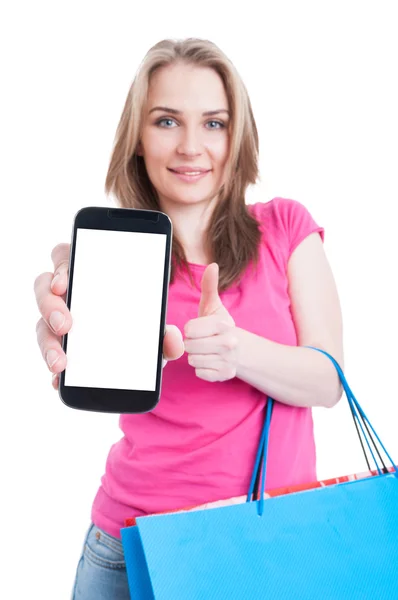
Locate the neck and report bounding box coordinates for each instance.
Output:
[159,196,218,264]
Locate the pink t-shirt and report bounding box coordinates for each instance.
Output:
[91,197,324,538]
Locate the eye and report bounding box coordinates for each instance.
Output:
[156,118,177,128]
[206,120,225,130]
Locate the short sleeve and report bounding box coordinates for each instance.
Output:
[272,197,324,257]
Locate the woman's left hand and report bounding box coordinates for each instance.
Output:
[183,263,239,382]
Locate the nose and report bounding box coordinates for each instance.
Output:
[176,125,203,157]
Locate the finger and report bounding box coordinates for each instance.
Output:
[52,373,59,390]
[184,315,231,339]
[36,317,67,373]
[195,367,236,382]
[34,272,72,335]
[163,324,184,362]
[187,354,222,369]
[198,263,222,317]
[194,369,220,382]
[184,332,238,355]
[50,243,70,295]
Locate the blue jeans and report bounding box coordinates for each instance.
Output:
[72,523,131,599]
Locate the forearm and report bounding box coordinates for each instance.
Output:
[234,328,343,408]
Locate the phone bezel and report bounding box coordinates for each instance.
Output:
[58,206,172,414]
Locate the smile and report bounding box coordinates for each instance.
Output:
[168,169,211,183]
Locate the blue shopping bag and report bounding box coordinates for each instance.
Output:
[121,349,398,599]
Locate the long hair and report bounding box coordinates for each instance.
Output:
[105,38,262,292]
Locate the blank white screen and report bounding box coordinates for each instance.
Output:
[64,228,167,391]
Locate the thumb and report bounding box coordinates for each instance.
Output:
[198,263,223,317]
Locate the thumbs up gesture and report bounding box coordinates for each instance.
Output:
[183,263,239,382]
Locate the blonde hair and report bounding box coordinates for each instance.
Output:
[105,38,262,292]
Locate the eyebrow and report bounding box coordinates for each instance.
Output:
[148,106,230,117]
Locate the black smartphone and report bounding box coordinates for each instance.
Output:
[58,206,172,414]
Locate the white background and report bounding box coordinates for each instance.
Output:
[1,1,397,598]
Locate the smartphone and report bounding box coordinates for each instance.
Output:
[58,206,172,414]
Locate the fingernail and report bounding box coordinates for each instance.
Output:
[51,273,61,288]
[50,311,65,332]
[47,350,59,368]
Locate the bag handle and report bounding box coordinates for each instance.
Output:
[247,347,398,516]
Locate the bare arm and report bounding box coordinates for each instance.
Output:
[235,233,344,408]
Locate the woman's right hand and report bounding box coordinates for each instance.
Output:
[34,243,73,390]
[34,244,184,391]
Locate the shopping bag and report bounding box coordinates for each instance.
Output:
[121,348,398,599]
[123,462,397,530]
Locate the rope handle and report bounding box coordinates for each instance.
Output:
[247,347,398,516]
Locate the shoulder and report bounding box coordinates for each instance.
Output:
[248,197,324,257]
[248,197,315,227]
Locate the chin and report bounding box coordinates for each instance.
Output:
[179,197,216,208]
[167,189,218,206]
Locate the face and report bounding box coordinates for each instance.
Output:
[138,63,230,209]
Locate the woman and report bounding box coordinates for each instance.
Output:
[34,38,343,599]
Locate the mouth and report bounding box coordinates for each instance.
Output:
[167,168,211,183]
